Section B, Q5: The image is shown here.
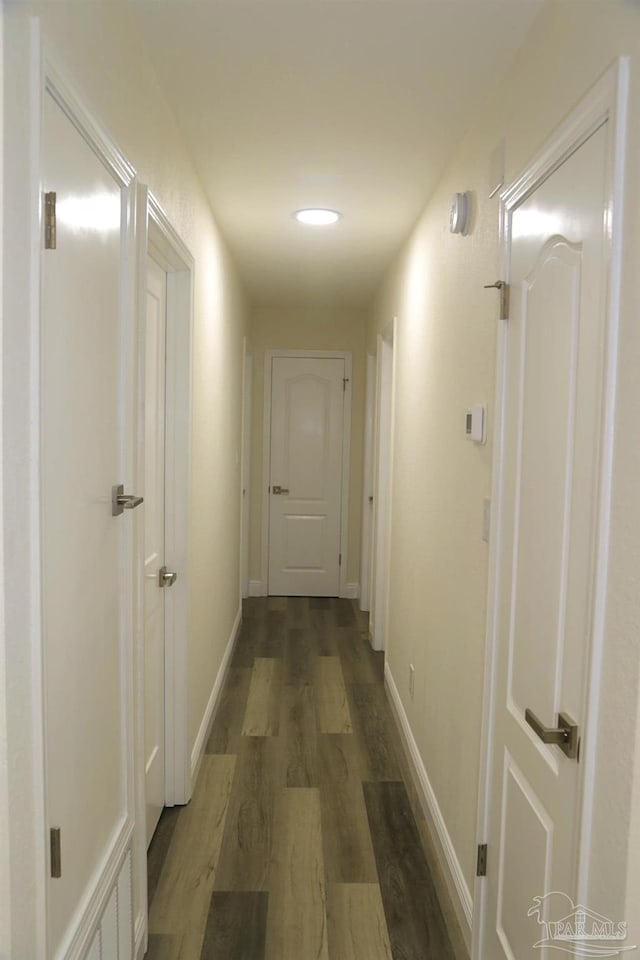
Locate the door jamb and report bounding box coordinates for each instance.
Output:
[359,352,376,612]
[260,348,352,598]
[136,187,194,819]
[472,59,629,958]
[240,339,253,601]
[369,320,397,651]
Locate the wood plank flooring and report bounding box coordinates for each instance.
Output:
[146,597,460,960]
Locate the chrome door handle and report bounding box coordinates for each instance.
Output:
[159,566,178,588]
[272,485,290,495]
[525,708,579,760]
[112,484,144,516]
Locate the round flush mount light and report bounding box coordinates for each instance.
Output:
[449,192,472,235]
[294,208,342,226]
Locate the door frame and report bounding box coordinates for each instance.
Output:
[136,187,194,818]
[240,340,253,600]
[359,352,376,612]
[260,348,353,598]
[369,321,397,651]
[472,59,629,959]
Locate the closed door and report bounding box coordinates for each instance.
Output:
[144,256,167,846]
[483,122,610,957]
[42,90,133,955]
[268,356,345,596]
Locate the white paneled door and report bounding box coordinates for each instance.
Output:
[42,89,134,956]
[144,256,168,846]
[268,356,345,596]
[483,121,611,957]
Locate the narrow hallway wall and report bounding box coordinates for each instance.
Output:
[248,306,366,594]
[368,0,640,947]
[3,2,248,954]
[0,9,10,956]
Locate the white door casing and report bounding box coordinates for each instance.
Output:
[359,353,376,613]
[140,192,194,820]
[143,255,167,847]
[476,63,628,960]
[241,344,253,600]
[41,77,136,959]
[267,355,346,597]
[370,326,396,651]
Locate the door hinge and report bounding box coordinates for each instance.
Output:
[50,827,62,878]
[483,280,509,321]
[44,191,57,250]
[343,377,350,392]
[476,843,487,877]
[339,553,342,567]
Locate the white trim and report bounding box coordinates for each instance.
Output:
[344,582,360,600]
[359,353,376,612]
[249,580,267,597]
[240,342,253,601]
[370,320,397,651]
[140,189,195,810]
[54,821,133,960]
[472,59,629,959]
[190,605,242,786]
[385,663,473,947]
[260,349,353,597]
[134,912,146,960]
[133,187,194,952]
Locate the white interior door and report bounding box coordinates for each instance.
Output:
[482,122,611,958]
[144,256,167,846]
[268,356,345,596]
[42,90,134,955]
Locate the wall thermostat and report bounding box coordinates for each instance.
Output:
[465,405,486,444]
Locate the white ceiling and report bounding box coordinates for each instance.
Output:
[130,0,542,307]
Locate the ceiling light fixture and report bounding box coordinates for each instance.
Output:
[294,208,342,226]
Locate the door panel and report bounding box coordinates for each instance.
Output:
[42,90,129,956]
[144,256,167,846]
[484,123,609,957]
[268,357,344,596]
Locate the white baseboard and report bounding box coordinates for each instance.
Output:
[249,579,266,597]
[343,582,360,599]
[134,911,146,960]
[190,605,242,786]
[385,663,473,947]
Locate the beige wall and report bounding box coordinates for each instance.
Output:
[248,306,366,590]
[0,8,10,957]
[368,0,640,935]
[2,2,247,954]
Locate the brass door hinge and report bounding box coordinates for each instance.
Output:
[50,827,62,878]
[483,280,509,320]
[476,843,487,877]
[44,191,57,250]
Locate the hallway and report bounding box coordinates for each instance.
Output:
[145,597,463,960]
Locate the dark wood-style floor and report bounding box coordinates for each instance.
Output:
[145,596,465,960]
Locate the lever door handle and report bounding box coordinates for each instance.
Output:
[272,485,290,495]
[525,708,579,760]
[159,566,178,588]
[112,484,144,516]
